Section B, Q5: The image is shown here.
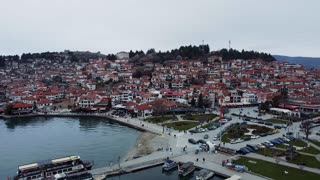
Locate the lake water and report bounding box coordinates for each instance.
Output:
[0,116,140,178]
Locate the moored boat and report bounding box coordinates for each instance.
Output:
[162,160,178,171]
[14,155,93,180]
[195,168,214,180]
[178,162,195,177]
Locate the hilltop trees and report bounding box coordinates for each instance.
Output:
[212,48,275,62]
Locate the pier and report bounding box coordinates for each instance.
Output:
[89,150,271,180]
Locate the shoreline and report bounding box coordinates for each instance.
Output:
[123,132,157,162]
[123,131,171,162]
[0,113,162,135]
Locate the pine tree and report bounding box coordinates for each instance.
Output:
[197,93,204,108]
[191,98,196,107]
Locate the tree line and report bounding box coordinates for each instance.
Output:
[212,48,275,62]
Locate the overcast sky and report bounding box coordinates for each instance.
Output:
[0,0,319,57]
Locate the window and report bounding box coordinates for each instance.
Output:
[31,176,36,179]
[58,170,62,173]
[68,168,72,171]
[53,172,57,175]
[63,169,67,172]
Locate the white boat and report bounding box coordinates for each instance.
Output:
[162,160,178,171]
[14,155,93,180]
[196,169,215,180]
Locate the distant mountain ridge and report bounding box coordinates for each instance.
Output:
[273,55,320,69]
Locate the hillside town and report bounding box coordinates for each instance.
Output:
[1,50,320,118]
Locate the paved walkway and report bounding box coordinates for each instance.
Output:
[172,153,271,180]
[302,139,320,151]
[245,153,320,175]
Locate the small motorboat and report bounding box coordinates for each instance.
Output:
[162,160,178,171]
[196,168,215,180]
[178,162,195,176]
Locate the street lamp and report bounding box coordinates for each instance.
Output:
[118,156,121,169]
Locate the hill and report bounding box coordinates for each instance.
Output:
[273,55,320,69]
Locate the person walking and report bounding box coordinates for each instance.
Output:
[203,157,205,163]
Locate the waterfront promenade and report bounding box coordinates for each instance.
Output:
[2,111,320,179]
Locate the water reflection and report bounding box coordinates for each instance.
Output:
[4,116,51,129]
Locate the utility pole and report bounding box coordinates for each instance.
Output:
[118,156,121,169]
[228,40,231,50]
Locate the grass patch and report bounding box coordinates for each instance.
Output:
[308,139,320,147]
[221,124,273,143]
[201,120,219,129]
[266,118,288,124]
[255,148,287,157]
[221,134,229,143]
[181,114,218,121]
[290,140,307,147]
[276,143,320,155]
[233,157,320,180]
[164,121,199,131]
[256,146,320,169]
[144,116,173,123]
[287,154,320,169]
[299,146,320,155]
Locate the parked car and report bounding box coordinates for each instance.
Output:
[243,137,251,141]
[258,121,265,124]
[274,125,282,129]
[266,131,274,135]
[281,137,291,142]
[197,139,207,144]
[189,129,198,134]
[247,144,259,151]
[251,135,260,139]
[245,146,255,152]
[286,132,294,136]
[208,126,217,130]
[213,136,219,141]
[276,138,285,143]
[235,138,244,143]
[264,141,274,146]
[241,122,248,125]
[221,119,229,123]
[204,134,209,139]
[230,139,237,144]
[238,148,250,154]
[243,118,251,122]
[257,143,266,149]
[188,138,197,144]
[261,142,271,148]
[285,136,295,141]
[265,122,273,126]
[270,140,280,145]
[260,133,267,137]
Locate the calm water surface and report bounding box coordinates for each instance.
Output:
[0,116,140,178]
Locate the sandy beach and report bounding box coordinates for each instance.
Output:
[124,132,169,161]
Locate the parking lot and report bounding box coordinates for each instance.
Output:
[181,107,309,150]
